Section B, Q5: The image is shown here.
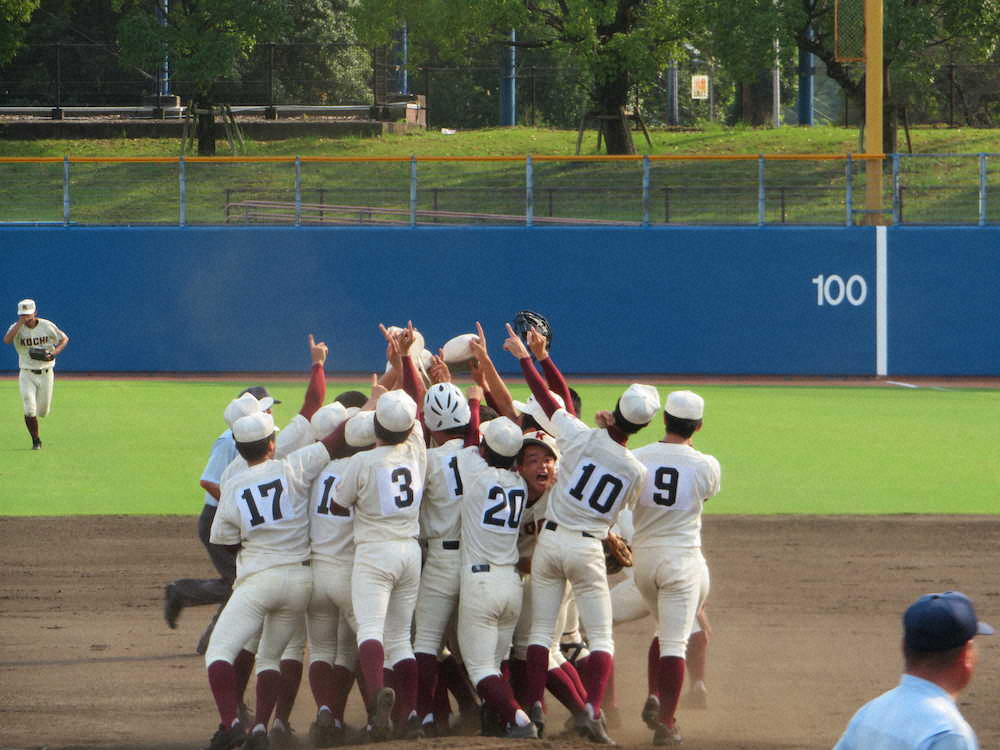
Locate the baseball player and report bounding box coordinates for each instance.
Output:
[202,339,342,750]
[164,385,279,655]
[305,402,374,747]
[4,298,69,450]
[632,390,721,746]
[412,381,473,731]
[452,390,538,738]
[331,336,428,741]
[504,324,658,744]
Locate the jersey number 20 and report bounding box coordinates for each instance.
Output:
[482,486,526,530]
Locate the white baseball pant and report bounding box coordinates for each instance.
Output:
[352,539,421,665]
[413,540,462,655]
[457,564,523,686]
[19,369,53,417]
[205,562,313,668]
[307,557,359,669]
[634,546,709,658]
[528,526,613,655]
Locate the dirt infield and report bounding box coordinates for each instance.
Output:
[2,515,998,750]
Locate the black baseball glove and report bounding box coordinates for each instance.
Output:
[512,310,552,348]
[28,346,54,362]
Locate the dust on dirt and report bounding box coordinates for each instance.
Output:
[2,515,998,750]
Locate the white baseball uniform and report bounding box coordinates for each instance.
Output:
[527,409,646,656]
[631,441,720,658]
[337,422,427,666]
[7,317,65,417]
[307,453,359,672]
[413,437,466,657]
[454,446,529,686]
[206,442,332,671]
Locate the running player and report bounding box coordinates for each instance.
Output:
[632,390,720,746]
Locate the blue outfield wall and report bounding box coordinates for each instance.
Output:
[0,225,996,376]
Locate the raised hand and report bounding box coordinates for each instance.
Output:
[503,323,530,360]
[465,384,484,402]
[309,333,329,365]
[429,352,452,384]
[379,323,402,370]
[527,326,548,361]
[397,320,417,354]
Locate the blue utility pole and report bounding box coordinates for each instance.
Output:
[501,30,517,126]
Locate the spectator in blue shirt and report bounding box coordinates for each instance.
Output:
[834,591,992,750]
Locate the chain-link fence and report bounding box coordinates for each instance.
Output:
[1,154,994,227]
[4,41,1000,129]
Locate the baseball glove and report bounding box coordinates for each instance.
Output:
[603,532,633,575]
[28,346,54,362]
[512,310,552,348]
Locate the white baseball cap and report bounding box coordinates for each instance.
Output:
[483,417,524,457]
[376,390,418,433]
[618,384,660,425]
[440,333,478,364]
[345,410,376,447]
[423,382,471,431]
[665,390,704,420]
[520,429,560,460]
[233,411,276,443]
[17,299,36,315]
[311,402,350,441]
[512,391,565,436]
[224,392,265,428]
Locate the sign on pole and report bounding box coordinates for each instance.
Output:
[691,75,709,100]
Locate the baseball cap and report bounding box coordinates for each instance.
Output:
[345,410,376,447]
[483,417,524,458]
[618,384,660,425]
[311,402,349,441]
[240,385,281,407]
[232,411,276,443]
[512,391,565,436]
[376,390,417,433]
[17,299,36,315]
[520,429,560,460]
[423,383,471,432]
[666,390,704,420]
[224,392,264,428]
[903,591,994,651]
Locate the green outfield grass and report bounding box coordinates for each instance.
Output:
[0,378,997,516]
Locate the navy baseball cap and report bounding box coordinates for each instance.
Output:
[903,591,994,651]
[240,386,281,405]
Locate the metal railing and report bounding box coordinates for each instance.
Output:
[0,153,994,227]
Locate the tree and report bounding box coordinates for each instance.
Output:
[352,0,688,154]
[0,0,42,66]
[686,0,1000,151]
[114,0,290,154]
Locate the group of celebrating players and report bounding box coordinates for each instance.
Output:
[187,316,721,750]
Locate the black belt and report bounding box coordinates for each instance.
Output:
[544,520,596,539]
[442,540,460,550]
[301,560,311,567]
[23,368,50,375]
[471,564,491,573]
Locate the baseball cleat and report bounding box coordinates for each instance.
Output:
[31,438,42,450]
[308,709,340,748]
[529,701,545,739]
[641,694,661,731]
[268,720,300,750]
[682,683,708,710]
[163,584,183,629]
[367,686,395,741]
[397,714,425,740]
[505,720,539,739]
[652,722,683,746]
[205,721,247,750]
[244,728,271,750]
[575,711,615,745]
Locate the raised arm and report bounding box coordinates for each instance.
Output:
[299,334,328,420]
[504,323,559,419]
[464,385,483,448]
[3,320,22,346]
[469,321,517,420]
[396,321,427,408]
[529,327,574,417]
